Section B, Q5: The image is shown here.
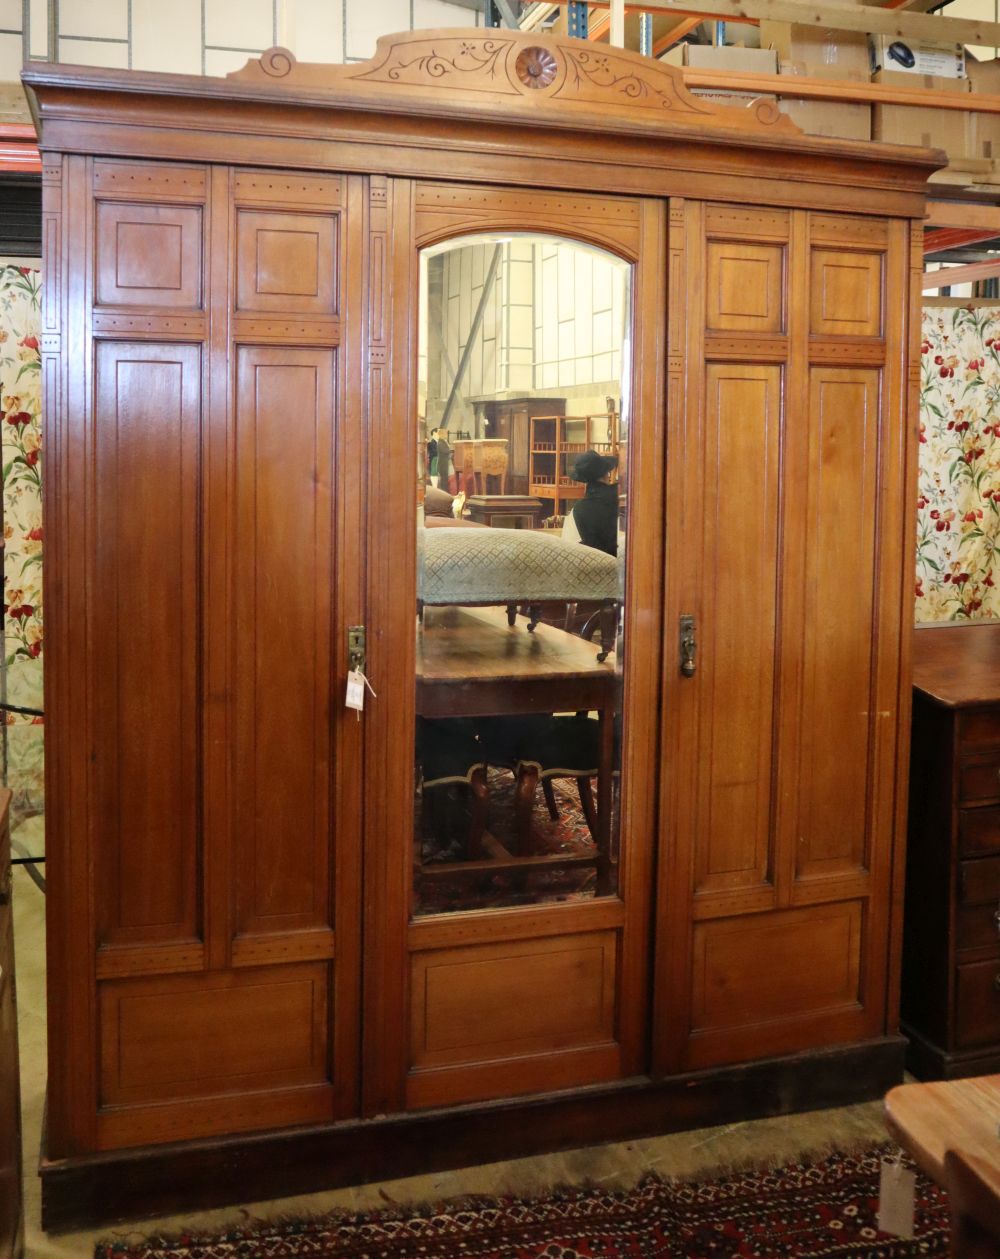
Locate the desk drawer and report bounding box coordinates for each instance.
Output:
[960,857,1000,905]
[960,807,1000,856]
[961,709,1000,751]
[957,902,1000,951]
[960,756,1000,804]
[956,959,1000,1048]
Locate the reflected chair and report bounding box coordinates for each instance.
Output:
[416,717,488,861]
[480,713,600,854]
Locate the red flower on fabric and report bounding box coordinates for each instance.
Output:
[17,335,38,351]
[25,527,42,541]
[935,355,944,365]
[8,604,33,620]
[954,573,971,585]
[25,450,38,467]
[986,574,995,588]
[6,412,30,427]
[936,520,951,531]
[28,641,41,658]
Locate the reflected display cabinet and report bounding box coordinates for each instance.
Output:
[24,31,941,1230]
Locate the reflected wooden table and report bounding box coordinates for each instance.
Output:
[884,1075,1000,1185]
[416,605,617,889]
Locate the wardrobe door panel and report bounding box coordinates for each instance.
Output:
[232,346,337,957]
[365,181,665,1115]
[657,200,910,1073]
[236,210,338,315]
[694,363,781,901]
[48,158,363,1157]
[705,243,783,332]
[96,201,203,308]
[99,964,330,1109]
[809,250,883,338]
[795,368,880,880]
[688,902,866,1065]
[93,341,203,950]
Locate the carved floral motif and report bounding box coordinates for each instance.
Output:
[357,38,518,94]
[559,47,709,116]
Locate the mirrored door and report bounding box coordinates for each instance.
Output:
[364,181,666,1115]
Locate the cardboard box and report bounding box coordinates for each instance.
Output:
[759,21,869,80]
[676,44,778,75]
[777,98,871,141]
[966,57,1000,160]
[870,34,965,79]
[872,70,972,159]
[661,43,778,110]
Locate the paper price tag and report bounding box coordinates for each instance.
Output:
[877,1156,916,1240]
[346,669,366,712]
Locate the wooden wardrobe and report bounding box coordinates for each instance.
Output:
[24,31,941,1229]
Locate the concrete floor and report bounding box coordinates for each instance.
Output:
[11,851,896,1257]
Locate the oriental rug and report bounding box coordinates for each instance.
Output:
[95,1144,950,1258]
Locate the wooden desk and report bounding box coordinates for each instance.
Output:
[452,438,509,496]
[903,623,1000,1080]
[416,606,617,883]
[885,1075,1000,1186]
[416,605,616,718]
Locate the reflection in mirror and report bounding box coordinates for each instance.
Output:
[414,234,631,916]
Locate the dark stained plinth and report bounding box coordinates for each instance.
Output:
[40,1037,905,1233]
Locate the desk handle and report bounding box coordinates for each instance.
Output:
[680,614,697,678]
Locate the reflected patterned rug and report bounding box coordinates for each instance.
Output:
[95,1145,950,1258]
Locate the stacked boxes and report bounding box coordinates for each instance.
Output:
[660,43,778,109]
[759,21,870,140]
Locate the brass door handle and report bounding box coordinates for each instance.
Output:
[680,614,696,677]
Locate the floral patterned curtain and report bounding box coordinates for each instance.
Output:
[0,265,43,838]
[917,305,1000,622]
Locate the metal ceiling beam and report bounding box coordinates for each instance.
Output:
[487,0,522,27]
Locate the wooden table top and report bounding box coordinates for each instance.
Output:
[914,622,1000,708]
[884,1075,1000,1185]
[417,605,615,685]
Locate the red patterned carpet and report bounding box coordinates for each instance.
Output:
[95,1145,950,1258]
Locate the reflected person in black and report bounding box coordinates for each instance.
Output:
[570,449,619,557]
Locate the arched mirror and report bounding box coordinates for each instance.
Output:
[413,233,632,916]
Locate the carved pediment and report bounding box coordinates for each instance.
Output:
[229,30,800,137]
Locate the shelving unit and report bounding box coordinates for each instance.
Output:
[529,411,619,517]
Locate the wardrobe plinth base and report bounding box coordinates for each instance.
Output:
[40,1036,905,1233]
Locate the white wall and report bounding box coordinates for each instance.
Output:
[423,237,629,431]
[0,0,482,81]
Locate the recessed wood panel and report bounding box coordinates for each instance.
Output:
[810,250,882,338]
[706,243,783,332]
[695,365,781,896]
[99,963,330,1106]
[236,210,337,315]
[410,932,618,1072]
[96,202,203,308]
[795,369,879,881]
[93,342,202,946]
[233,347,336,941]
[691,902,862,1032]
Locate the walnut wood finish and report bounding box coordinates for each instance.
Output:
[655,199,916,1074]
[24,27,940,1224]
[901,623,1000,1080]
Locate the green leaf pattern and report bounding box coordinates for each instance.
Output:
[917,305,1000,622]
